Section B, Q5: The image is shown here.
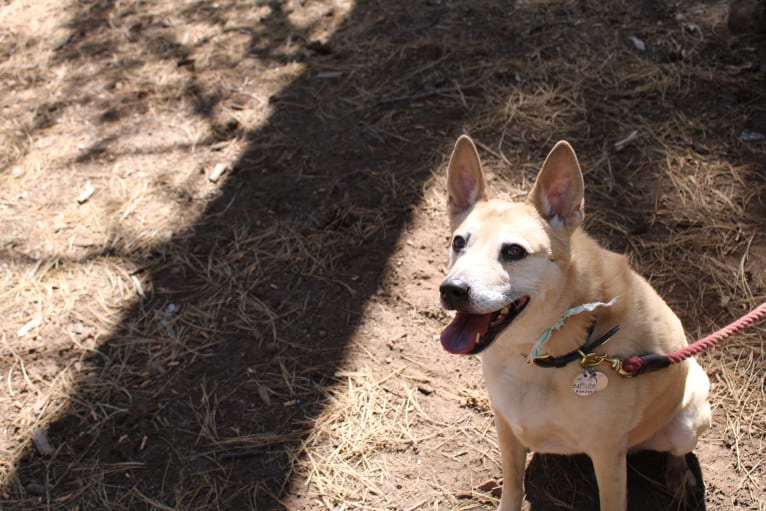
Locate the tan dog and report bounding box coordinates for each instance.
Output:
[439,135,711,511]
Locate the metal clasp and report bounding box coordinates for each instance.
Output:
[578,351,634,378]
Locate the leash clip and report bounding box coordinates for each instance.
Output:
[578,351,634,378]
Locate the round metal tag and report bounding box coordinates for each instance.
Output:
[572,371,608,396]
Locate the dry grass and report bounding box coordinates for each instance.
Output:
[1,0,765,510]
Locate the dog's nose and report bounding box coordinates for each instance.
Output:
[440,279,470,309]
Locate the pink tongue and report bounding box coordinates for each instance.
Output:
[440,312,494,354]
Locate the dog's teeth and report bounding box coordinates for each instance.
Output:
[500,307,510,315]
[475,333,482,344]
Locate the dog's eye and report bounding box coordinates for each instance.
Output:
[501,243,527,261]
[452,235,467,251]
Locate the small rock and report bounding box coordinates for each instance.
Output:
[77,182,95,204]
[31,428,54,455]
[258,385,271,405]
[17,317,42,337]
[628,35,646,51]
[417,384,434,395]
[229,93,251,110]
[208,163,228,183]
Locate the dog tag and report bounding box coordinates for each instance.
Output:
[594,371,608,391]
[572,370,607,397]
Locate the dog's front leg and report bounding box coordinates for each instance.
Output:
[495,411,527,511]
[590,445,628,511]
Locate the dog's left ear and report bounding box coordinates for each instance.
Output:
[446,135,488,226]
[529,141,585,231]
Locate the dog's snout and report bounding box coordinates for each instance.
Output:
[440,279,470,309]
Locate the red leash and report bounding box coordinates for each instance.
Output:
[622,301,766,376]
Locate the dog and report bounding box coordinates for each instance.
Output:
[438,135,711,511]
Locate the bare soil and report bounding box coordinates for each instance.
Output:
[1,0,764,510]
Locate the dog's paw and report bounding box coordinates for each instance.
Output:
[495,490,527,511]
[496,489,529,511]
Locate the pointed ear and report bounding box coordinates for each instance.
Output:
[446,135,488,223]
[528,141,585,230]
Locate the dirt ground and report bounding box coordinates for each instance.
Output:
[1,0,765,510]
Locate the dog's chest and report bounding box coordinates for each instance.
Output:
[483,362,594,454]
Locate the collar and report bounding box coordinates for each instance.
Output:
[527,297,618,362]
[531,323,621,368]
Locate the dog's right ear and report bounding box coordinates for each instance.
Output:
[446,135,488,226]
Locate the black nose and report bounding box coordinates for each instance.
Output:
[440,279,470,309]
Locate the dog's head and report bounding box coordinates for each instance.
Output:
[439,135,585,355]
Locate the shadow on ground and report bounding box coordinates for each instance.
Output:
[526,452,705,511]
[6,0,476,508]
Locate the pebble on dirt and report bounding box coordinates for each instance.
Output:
[209,163,228,183]
[31,429,54,456]
[76,182,95,204]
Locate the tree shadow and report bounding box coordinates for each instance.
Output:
[3,0,483,508]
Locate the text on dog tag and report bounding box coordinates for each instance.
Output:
[572,370,608,396]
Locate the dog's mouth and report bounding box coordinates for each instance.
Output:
[440,296,530,355]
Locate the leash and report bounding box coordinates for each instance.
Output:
[530,301,766,378]
[620,301,766,377]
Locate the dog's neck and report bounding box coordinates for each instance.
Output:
[539,231,622,358]
[528,298,618,361]
[536,305,602,358]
